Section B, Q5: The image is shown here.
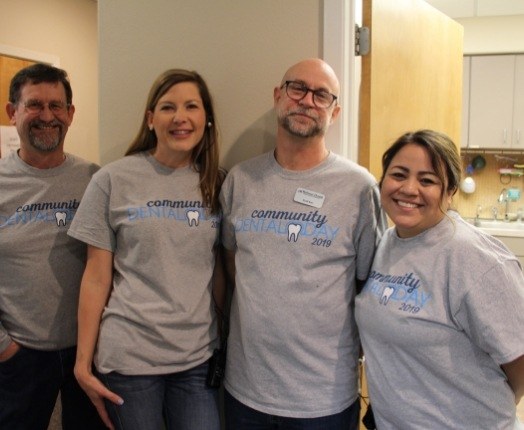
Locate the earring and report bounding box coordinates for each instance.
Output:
[207,122,213,128]
[149,125,154,131]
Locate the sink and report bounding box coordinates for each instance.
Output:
[474,220,524,230]
[467,218,524,237]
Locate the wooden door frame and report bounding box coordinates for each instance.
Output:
[0,44,59,66]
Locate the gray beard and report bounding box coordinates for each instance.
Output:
[28,125,62,152]
[30,136,61,152]
[279,115,324,138]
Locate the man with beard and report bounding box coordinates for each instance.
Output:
[220,58,385,429]
[0,64,104,429]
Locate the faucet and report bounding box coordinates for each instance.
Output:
[474,205,482,226]
[491,206,498,221]
[498,188,510,220]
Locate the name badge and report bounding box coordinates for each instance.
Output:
[294,188,325,208]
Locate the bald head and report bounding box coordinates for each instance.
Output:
[281,58,340,97]
[274,58,341,140]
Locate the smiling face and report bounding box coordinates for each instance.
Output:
[7,81,74,154]
[380,143,453,238]
[147,81,206,168]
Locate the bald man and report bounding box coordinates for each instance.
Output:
[219,59,386,429]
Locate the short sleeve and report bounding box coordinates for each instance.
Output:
[453,260,524,365]
[219,172,236,251]
[67,172,116,252]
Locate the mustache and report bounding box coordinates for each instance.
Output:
[30,119,62,128]
[288,107,318,119]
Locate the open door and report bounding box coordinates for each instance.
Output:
[358,0,463,181]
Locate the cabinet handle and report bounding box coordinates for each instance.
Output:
[503,128,507,144]
[517,129,521,144]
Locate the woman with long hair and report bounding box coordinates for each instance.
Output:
[68,69,224,430]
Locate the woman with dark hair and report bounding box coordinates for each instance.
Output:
[356,129,524,429]
[68,69,224,430]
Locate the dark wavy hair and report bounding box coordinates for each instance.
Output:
[9,63,73,106]
[125,69,222,214]
[380,129,462,205]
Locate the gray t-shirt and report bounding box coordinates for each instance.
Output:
[355,211,524,429]
[220,151,385,418]
[68,152,221,375]
[0,151,99,352]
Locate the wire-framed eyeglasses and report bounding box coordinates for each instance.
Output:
[280,80,337,109]
[21,100,70,115]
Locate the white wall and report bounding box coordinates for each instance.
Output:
[423,0,524,54]
[457,15,524,54]
[323,0,359,162]
[424,0,524,19]
[99,0,321,169]
[0,0,99,163]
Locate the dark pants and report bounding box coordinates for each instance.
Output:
[99,360,220,430]
[0,345,105,430]
[224,390,360,430]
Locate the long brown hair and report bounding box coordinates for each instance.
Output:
[126,69,222,214]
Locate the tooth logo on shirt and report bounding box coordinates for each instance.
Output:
[287,223,301,242]
[380,286,395,305]
[55,211,67,227]
[187,210,200,227]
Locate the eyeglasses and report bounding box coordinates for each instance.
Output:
[21,100,70,115]
[280,81,338,109]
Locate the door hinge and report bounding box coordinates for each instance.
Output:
[355,25,370,56]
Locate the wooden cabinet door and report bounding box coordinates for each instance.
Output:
[468,55,514,149]
[461,57,471,148]
[0,55,36,125]
[0,56,36,157]
[513,55,524,149]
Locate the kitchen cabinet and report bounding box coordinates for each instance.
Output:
[464,54,524,149]
[493,235,524,267]
[515,55,524,149]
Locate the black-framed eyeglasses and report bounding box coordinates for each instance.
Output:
[21,100,70,115]
[280,80,338,109]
